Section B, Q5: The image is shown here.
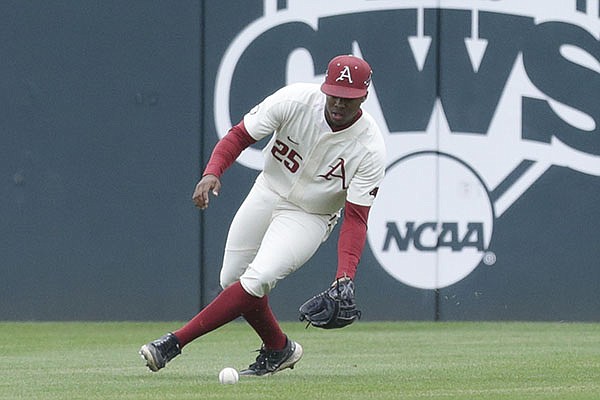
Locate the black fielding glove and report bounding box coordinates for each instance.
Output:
[298,278,361,329]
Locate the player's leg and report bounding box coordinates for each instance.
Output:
[238,205,330,375]
[172,178,279,345]
[240,205,330,297]
[219,176,278,289]
[140,178,278,372]
[140,281,268,371]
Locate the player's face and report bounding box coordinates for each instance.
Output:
[324,95,366,128]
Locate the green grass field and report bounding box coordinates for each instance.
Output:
[1,321,599,399]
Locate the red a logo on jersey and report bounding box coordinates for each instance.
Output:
[318,158,349,190]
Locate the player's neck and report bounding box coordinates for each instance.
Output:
[327,109,363,132]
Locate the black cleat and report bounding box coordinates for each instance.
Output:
[239,337,303,376]
[139,332,181,372]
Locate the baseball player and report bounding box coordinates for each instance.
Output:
[140,54,386,376]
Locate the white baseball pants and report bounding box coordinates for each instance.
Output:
[220,175,338,297]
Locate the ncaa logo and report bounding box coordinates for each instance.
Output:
[367,152,495,289]
[214,0,600,290]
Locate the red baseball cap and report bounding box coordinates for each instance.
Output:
[321,55,372,99]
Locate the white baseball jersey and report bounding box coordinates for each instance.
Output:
[243,83,386,215]
[220,82,386,297]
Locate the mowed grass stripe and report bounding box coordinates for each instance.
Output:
[1,321,598,399]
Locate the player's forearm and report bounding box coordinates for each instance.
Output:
[203,121,257,178]
[336,201,370,280]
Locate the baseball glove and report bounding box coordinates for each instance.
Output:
[298,278,361,329]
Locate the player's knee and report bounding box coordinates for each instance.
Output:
[220,269,240,290]
[239,274,275,298]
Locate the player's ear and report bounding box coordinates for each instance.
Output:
[361,92,368,102]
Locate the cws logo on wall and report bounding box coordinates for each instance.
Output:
[213,0,600,290]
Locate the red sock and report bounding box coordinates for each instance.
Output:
[242,295,287,350]
[174,281,259,347]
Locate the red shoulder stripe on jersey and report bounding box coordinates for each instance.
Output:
[203,121,257,178]
[336,200,370,280]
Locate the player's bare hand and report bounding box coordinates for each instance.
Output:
[192,175,221,209]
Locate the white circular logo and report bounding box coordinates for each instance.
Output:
[368,152,495,289]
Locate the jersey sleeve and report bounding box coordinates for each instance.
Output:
[336,201,370,280]
[346,146,386,207]
[203,121,257,178]
[243,87,289,141]
[336,144,385,279]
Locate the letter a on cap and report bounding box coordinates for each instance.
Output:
[336,65,354,83]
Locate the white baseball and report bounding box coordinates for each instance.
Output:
[218,367,239,384]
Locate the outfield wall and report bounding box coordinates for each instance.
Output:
[1,1,599,321]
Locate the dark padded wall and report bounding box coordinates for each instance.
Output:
[0,1,202,320]
[2,1,598,321]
